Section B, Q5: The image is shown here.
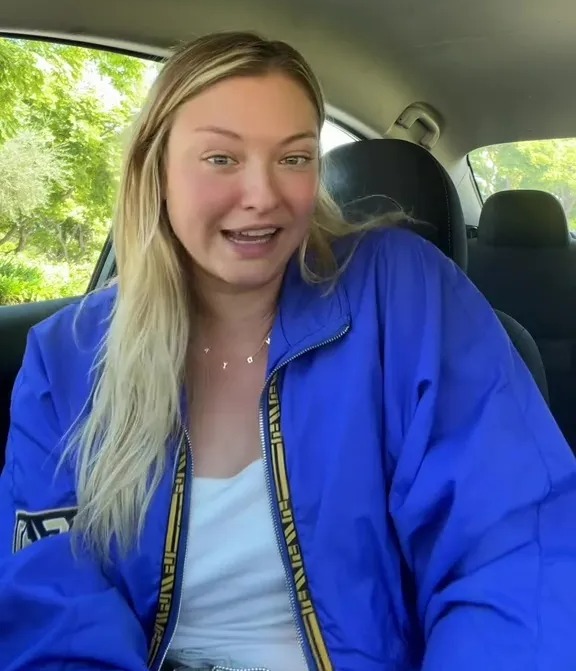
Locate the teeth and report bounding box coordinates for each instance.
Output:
[231,227,277,237]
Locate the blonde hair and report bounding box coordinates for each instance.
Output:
[65,31,385,559]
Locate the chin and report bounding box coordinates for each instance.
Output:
[221,271,284,292]
[214,259,289,290]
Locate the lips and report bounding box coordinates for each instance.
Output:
[222,227,279,244]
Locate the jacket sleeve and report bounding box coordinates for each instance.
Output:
[386,238,576,671]
[0,327,148,671]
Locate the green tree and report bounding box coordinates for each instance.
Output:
[0,129,64,251]
[0,40,43,143]
[470,139,576,229]
[0,38,156,302]
[0,38,156,269]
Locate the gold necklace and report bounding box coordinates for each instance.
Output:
[202,330,272,370]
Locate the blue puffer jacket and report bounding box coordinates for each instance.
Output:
[1,228,576,671]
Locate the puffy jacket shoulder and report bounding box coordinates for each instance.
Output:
[0,285,116,556]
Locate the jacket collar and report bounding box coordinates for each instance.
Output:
[267,255,351,374]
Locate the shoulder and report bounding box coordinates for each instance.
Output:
[31,284,116,359]
[339,224,462,300]
[18,285,117,423]
[339,223,450,273]
[338,224,498,340]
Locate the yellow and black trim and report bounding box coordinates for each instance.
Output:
[147,441,188,669]
[268,374,334,671]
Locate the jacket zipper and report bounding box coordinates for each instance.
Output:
[153,323,349,670]
[154,427,194,671]
[259,324,350,671]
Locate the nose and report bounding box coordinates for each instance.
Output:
[240,161,281,214]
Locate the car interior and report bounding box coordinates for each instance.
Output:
[1,0,576,471]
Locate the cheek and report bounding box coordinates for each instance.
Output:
[284,173,320,221]
[167,169,238,236]
[191,174,239,217]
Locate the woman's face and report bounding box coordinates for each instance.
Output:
[164,73,320,294]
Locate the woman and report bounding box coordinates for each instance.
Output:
[0,31,575,671]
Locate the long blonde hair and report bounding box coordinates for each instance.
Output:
[66,31,379,559]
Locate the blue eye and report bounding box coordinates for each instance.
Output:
[281,155,312,166]
[205,155,236,166]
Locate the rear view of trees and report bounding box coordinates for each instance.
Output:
[0,38,155,303]
[470,139,576,229]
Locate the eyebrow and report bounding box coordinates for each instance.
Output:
[194,126,318,145]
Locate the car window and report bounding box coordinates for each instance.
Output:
[321,120,357,153]
[0,38,155,306]
[469,139,576,230]
[0,38,359,305]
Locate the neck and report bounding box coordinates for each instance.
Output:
[192,271,280,349]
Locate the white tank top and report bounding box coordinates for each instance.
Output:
[167,459,307,671]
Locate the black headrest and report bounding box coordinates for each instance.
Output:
[478,190,570,248]
[323,138,468,270]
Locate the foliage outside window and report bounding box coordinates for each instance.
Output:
[0,39,155,305]
[469,139,576,230]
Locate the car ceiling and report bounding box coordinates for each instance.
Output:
[1,0,575,157]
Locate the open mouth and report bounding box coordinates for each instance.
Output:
[222,227,279,244]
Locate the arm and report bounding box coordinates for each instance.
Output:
[0,328,148,671]
[387,239,576,670]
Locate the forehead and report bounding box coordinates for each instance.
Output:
[170,73,319,139]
